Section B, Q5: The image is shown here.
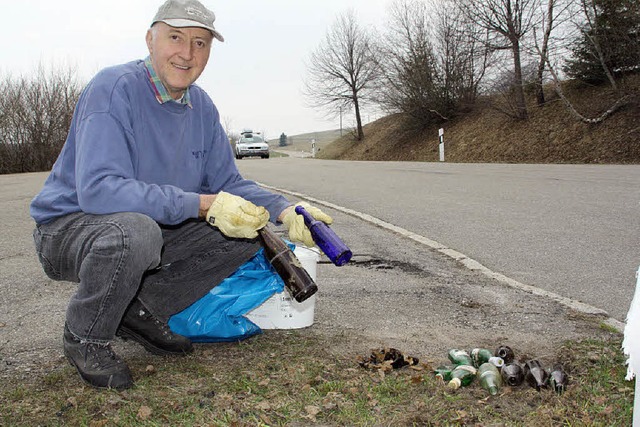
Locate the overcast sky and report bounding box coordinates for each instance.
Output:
[2,0,391,138]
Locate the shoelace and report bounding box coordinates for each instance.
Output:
[84,343,124,370]
[138,309,172,338]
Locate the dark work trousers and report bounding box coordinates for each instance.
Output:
[33,212,261,344]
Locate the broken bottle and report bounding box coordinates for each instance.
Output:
[501,362,525,386]
[434,365,455,383]
[524,359,549,391]
[549,364,568,394]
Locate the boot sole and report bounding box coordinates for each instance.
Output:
[117,327,192,356]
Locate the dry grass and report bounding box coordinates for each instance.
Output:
[1,330,633,426]
[317,76,640,164]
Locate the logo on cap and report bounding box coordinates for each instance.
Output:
[185,6,210,22]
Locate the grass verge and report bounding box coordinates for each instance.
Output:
[1,331,632,426]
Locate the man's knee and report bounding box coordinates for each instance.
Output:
[107,213,163,270]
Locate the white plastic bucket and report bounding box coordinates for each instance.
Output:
[245,246,320,329]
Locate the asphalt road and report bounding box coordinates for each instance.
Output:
[237,157,640,322]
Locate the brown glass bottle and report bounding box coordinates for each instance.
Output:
[495,345,515,364]
[259,227,318,303]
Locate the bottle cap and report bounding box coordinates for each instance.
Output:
[447,378,461,389]
[489,356,504,367]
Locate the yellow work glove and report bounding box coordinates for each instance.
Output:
[282,202,333,247]
[206,192,269,239]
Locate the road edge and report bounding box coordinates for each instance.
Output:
[259,183,625,334]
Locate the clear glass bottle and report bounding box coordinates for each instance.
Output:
[478,362,503,395]
[488,356,505,368]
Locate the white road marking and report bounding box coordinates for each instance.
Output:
[260,182,624,333]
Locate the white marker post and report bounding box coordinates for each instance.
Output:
[311,138,317,158]
[438,128,445,162]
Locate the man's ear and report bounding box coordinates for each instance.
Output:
[145,29,154,54]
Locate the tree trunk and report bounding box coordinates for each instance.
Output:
[511,39,529,120]
[536,0,555,106]
[535,62,546,106]
[353,95,364,140]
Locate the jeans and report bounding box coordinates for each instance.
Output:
[33,212,261,344]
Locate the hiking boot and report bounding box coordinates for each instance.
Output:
[117,299,193,356]
[63,325,133,390]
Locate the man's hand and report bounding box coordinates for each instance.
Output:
[205,192,269,239]
[281,202,333,247]
[199,194,217,219]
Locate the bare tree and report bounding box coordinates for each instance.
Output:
[538,0,639,123]
[545,52,633,123]
[454,0,540,119]
[376,0,489,129]
[0,65,81,174]
[529,0,575,106]
[221,115,238,145]
[376,0,441,124]
[303,11,381,141]
[430,0,491,110]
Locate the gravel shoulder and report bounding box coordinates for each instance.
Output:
[0,172,617,382]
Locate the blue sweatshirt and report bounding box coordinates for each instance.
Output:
[30,60,290,225]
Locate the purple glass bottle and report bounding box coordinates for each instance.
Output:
[295,206,353,266]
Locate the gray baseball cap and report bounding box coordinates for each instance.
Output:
[152,0,224,42]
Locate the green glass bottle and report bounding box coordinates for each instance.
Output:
[470,348,493,367]
[478,362,502,395]
[447,365,477,390]
[448,349,473,366]
[434,365,455,383]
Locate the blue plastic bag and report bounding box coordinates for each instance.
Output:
[168,247,286,342]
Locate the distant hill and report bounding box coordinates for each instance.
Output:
[267,129,344,154]
[315,76,640,164]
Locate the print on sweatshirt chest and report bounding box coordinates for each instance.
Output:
[191,150,208,160]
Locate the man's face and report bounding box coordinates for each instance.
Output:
[146,22,213,100]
